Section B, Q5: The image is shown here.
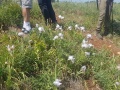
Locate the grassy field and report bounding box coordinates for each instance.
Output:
[0,1,120,90]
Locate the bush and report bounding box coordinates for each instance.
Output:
[0,1,22,30]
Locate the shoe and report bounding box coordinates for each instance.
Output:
[96,32,103,40]
[22,23,31,34]
[102,29,109,36]
[22,28,30,34]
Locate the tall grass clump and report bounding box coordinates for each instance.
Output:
[0,1,22,30]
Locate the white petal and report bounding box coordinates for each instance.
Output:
[86,34,92,39]
[18,32,24,37]
[81,43,89,48]
[80,65,86,72]
[80,26,85,31]
[39,27,45,33]
[82,39,88,44]
[36,24,39,27]
[58,33,63,37]
[85,52,90,56]
[53,79,62,87]
[88,43,94,48]
[68,26,72,30]
[115,82,120,86]
[53,35,59,40]
[116,64,120,70]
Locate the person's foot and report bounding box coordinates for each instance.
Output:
[22,28,30,34]
[22,22,31,34]
[102,29,109,36]
[96,32,103,40]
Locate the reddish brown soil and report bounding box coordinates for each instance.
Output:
[86,31,120,56]
[85,78,102,90]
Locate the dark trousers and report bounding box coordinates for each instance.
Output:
[38,0,57,25]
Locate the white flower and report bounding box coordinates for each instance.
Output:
[58,33,63,39]
[58,15,62,18]
[59,26,63,31]
[80,65,86,73]
[88,43,94,48]
[115,82,120,86]
[85,52,91,56]
[38,27,45,33]
[116,64,120,70]
[36,24,39,28]
[81,39,93,48]
[58,15,64,20]
[18,32,24,37]
[81,40,89,48]
[55,24,63,31]
[5,61,8,65]
[11,45,14,50]
[7,45,11,52]
[82,39,88,44]
[80,26,85,32]
[53,35,59,40]
[61,16,64,19]
[7,45,15,52]
[56,24,60,29]
[53,79,62,87]
[81,43,89,48]
[67,26,72,30]
[86,34,92,39]
[68,55,75,63]
[75,24,79,30]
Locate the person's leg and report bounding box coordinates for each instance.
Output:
[21,0,32,33]
[38,0,50,25]
[96,0,107,39]
[46,0,57,24]
[22,8,31,28]
[103,0,113,36]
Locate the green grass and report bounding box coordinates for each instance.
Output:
[0,1,120,90]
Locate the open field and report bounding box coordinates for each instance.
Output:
[0,1,120,90]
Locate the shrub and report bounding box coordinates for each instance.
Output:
[0,1,22,30]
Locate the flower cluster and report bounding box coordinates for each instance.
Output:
[55,24,63,31]
[81,39,94,48]
[7,45,15,52]
[53,33,64,40]
[75,24,85,32]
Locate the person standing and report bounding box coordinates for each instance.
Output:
[96,0,113,39]
[37,0,57,25]
[20,0,32,34]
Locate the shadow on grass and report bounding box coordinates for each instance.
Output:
[112,20,120,35]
